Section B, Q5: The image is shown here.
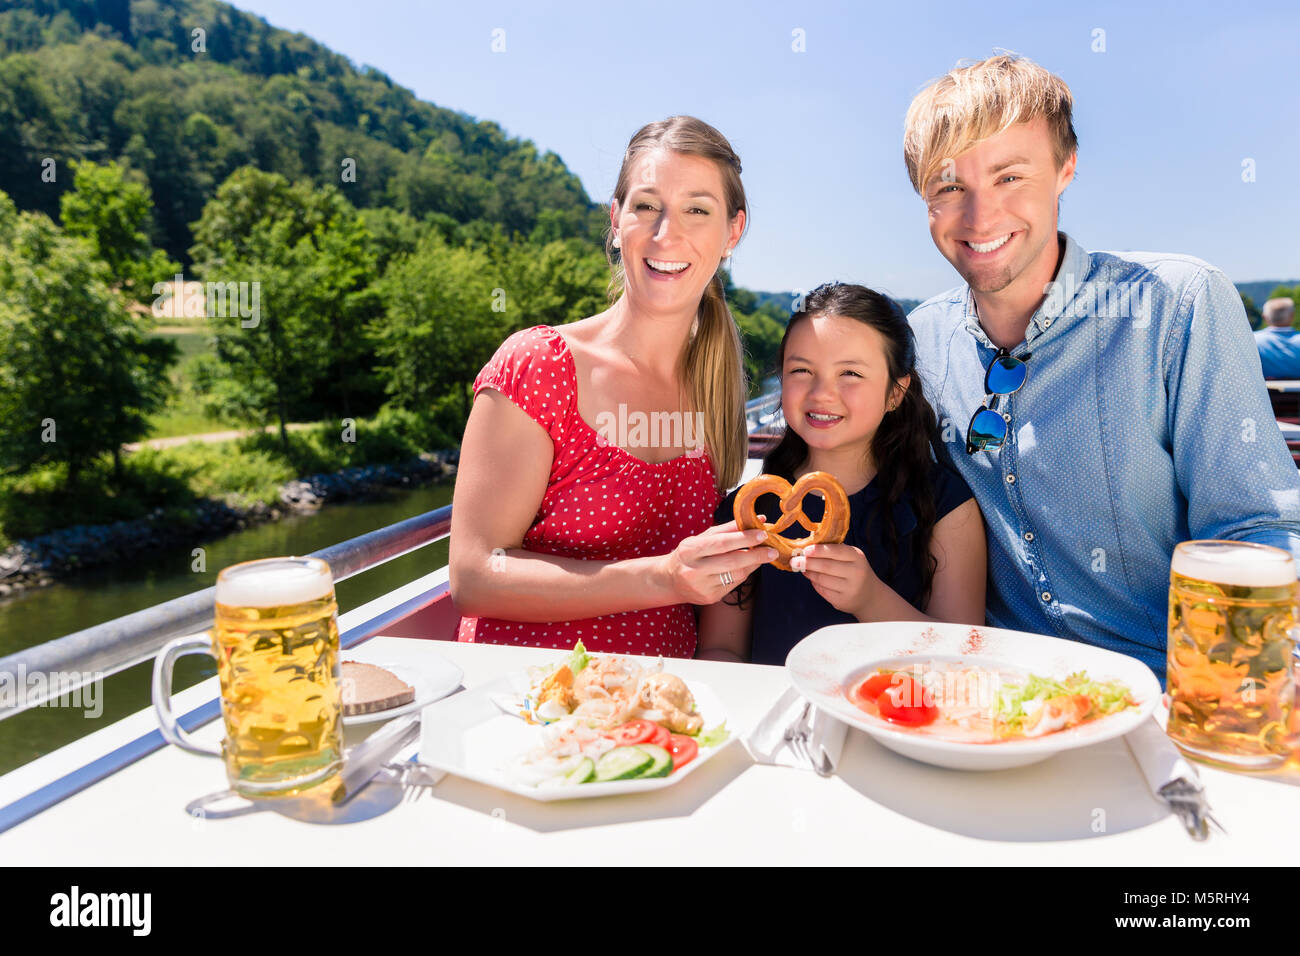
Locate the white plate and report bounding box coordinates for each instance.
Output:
[785,621,1161,771]
[418,671,736,801]
[342,659,464,726]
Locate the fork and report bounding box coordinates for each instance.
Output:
[382,760,442,801]
[784,702,833,777]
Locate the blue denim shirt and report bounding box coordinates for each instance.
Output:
[909,232,1300,677]
[1254,327,1300,380]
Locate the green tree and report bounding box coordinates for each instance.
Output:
[59,158,179,303]
[0,192,176,486]
[190,168,376,445]
[1241,293,1263,329]
[500,237,608,334]
[370,232,504,425]
[734,309,785,396]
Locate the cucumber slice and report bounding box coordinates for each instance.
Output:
[566,756,595,784]
[594,746,653,781]
[634,744,672,778]
[538,756,596,788]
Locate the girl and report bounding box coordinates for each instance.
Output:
[697,282,987,664]
[450,116,778,656]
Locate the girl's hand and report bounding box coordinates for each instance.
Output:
[791,543,880,618]
[661,520,777,605]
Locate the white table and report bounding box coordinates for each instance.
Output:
[1,637,1296,864]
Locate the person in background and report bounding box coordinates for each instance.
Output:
[903,53,1300,679]
[1254,297,1300,380]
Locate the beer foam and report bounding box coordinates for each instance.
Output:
[216,558,334,607]
[1171,540,1296,587]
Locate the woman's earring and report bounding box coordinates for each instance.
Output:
[612,235,621,249]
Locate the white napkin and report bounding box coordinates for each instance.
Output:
[745,687,848,772]
[1124,714,1220,837]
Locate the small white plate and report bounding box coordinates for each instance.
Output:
[342,659,464,726]
[786,621,1161,771]
[418,671,736,801]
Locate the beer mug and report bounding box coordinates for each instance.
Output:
[152,556,344,797]
[1167,540,1297,770]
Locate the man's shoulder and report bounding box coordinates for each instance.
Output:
[907,285,966,336]
[1086,245,1223,297]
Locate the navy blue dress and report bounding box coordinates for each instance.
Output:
[715,461,975,666]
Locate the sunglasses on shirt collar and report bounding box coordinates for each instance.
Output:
[966,347,1031,454]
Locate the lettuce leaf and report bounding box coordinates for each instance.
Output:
[993,670,1136,736]
[566,640,589,675]
[697,722,730,747]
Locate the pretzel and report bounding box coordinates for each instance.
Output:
[733,471,850,571]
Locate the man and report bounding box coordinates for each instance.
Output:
[904,54,1300,677]
[1254,297,1300,379]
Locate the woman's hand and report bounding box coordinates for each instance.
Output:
[791,543,880,619]
[660,520,777,605]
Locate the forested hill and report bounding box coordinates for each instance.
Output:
[0,0,606,263]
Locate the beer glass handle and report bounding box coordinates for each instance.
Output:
[152,631,221,757]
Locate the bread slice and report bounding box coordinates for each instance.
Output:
[341,661,415,715]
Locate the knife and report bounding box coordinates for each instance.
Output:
[331,713,422,806]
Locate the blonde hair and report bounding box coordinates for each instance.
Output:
[904,53,1078,195]
[605,116,749,491]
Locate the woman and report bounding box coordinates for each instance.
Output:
[450,116,777,656]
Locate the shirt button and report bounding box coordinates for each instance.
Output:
[1002,412,1011,422]
[1024,532,1034,541]
[1041,591,1052,602]
[1006,474,1016,484]
[1043,319,1052,328]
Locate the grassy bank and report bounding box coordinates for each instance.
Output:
[143,329,230,439]
[0,407,458,548]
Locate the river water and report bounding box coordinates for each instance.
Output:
[0,482,454,775]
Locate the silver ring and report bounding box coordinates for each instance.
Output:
[719,571,734,587]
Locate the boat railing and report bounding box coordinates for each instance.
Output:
[0,505,452,720]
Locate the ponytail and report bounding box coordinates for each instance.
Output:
[681,273,747,490]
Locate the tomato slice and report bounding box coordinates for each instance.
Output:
[645,722,671,749]
[877,675,938,727]
[858,672,895,702]
[610,719,657,745]
[667,734,698,772]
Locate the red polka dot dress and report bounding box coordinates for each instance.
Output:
[457,325,721,658]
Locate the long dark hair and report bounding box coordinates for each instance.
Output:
[734,282,946,609]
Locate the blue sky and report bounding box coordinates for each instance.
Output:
[230,0,1299,301]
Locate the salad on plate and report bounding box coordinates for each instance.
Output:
[846,661,1139,743]
[502,642,729,789]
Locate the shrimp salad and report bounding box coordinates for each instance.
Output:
[506,642,728,788]
[846,661,1138,743]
